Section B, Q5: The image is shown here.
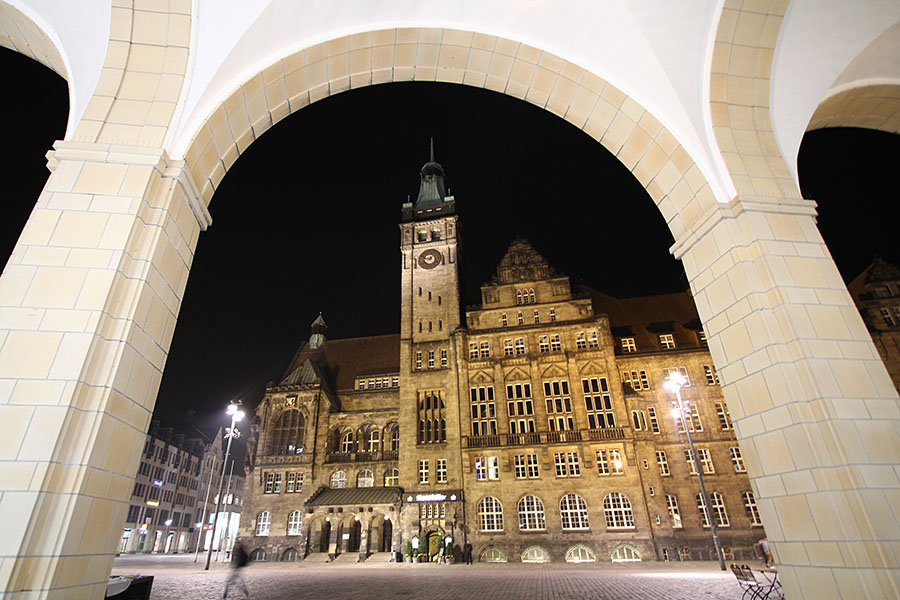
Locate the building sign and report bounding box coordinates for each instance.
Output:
[411,493,459,502]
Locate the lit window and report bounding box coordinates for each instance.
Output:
[663,366,690,386]
[595,449,624,475]
[539,335,550,353]
[550,334,562,352]
[603,492,635,529]
[729,447,746,472]
[743,491,762,526]
[437,458,447,483]
[621,337,636,353]
[716,402,732,430]
[478,497,504,531]
[273,473,282,493]
[698,492,729,527]
[475,456,499,480]
[656,451,669,475]
[666,495,682,528]
[418,460,429,484]
[659,333,676,349]
[256,512,271,536]
[384,467,399,486]
[287,511,302,536]
[554,451,581,477]
[559,494,589,530]
[357,469,374,488]
[518,495,546,530]
[704,365,720,385]
[340,431,355,453]
[330,471,346,488]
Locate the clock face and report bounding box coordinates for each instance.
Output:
[418,249,443,269]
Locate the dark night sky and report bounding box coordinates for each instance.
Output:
[3,46,899,436]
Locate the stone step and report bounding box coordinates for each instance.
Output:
[303,552,332,563]
[331,553,361,564]
[363,552,394,563]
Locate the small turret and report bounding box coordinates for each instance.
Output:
[309,312,327,349]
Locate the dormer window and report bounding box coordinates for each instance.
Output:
[659,334,676,350]
[621,337,637,353]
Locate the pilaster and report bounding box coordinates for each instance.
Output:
[0,141,208,598]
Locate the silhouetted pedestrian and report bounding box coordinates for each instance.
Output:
[463,541,473,564]
[223,540,249,599]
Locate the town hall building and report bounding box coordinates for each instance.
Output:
[236,153,766,564]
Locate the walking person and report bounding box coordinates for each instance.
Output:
[463,541,473,565]
[223,540,249,599]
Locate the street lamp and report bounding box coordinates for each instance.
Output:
[163,519,173,554]
[664,371,727,571]
[205,401,244,570]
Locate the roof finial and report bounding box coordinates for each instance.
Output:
[430,137,434,163]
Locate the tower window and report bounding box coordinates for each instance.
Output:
[429,321,433,332]
[517,312,524,325]
[533,310,540,324]
[428,291,432,301]
[501,313,508,327]
[415,351,422,370]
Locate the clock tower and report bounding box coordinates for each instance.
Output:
[398,144,464,525]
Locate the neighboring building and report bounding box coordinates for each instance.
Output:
[849,258,900,390]
[118,422,245,555]
[237,154,766,564]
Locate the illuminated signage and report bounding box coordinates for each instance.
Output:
[415,494,447,502]
[146,500,159,507]
[152,480,164,487]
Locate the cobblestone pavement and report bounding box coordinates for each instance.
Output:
[112,555,745,600]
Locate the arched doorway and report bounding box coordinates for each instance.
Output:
[306,516,330,555]
[381,518,393,553]
[367,514,391,553]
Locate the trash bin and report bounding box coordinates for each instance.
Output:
[106,575,153,599]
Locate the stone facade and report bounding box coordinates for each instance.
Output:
[849,259,900,390]
[235,156,767,564]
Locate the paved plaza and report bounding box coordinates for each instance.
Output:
[111,555,745,599]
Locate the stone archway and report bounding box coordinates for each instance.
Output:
[807,84,900,135]
[0,6,898,599]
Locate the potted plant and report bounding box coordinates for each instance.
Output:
[444,540,455,564]
[406,540,415,563]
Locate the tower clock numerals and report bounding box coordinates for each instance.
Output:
[418,249,443,270]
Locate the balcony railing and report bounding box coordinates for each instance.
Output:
[463,427,626,449]
[256,453,313,466]
[325,450,400,463]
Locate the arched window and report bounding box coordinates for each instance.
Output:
[521,546,551,563]
[478,497,504,532]
[528,289,536,303]
[330,471,347,489]
[603,492,635,529]
[611,544,642,562]
[517,495,546,531]
[357,469,374,488]
[365,428,380,452]
[340,431,355,453]
[287,511,302,535]
[390,424,400,451]
[250,548,267,561]
[256,512,271,536]
[516,290,524,305]
[271,410,305,455]
[560,494,589,530]
[384,467,399,486]
[480,547,507,562]
[565,544,596,563]
[281,547,298,561]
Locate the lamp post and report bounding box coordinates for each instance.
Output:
[193,454,217,562]
[163,519,172,554]
[664,371,727,571]
[204,402,244,571]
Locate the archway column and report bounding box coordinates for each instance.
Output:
[0,140,208,598]
[673,194,900,599]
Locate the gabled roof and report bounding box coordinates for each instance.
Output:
[485,237,561,286]
[281,334,401,392]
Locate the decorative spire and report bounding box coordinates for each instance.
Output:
[309,312,327,349]
[415,139,447,209]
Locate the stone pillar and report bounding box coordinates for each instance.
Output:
[673,196,900,599]
[392,518,402,557]
[358,520,369,561]
[0,141,209,598]
[327,520,339,558]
